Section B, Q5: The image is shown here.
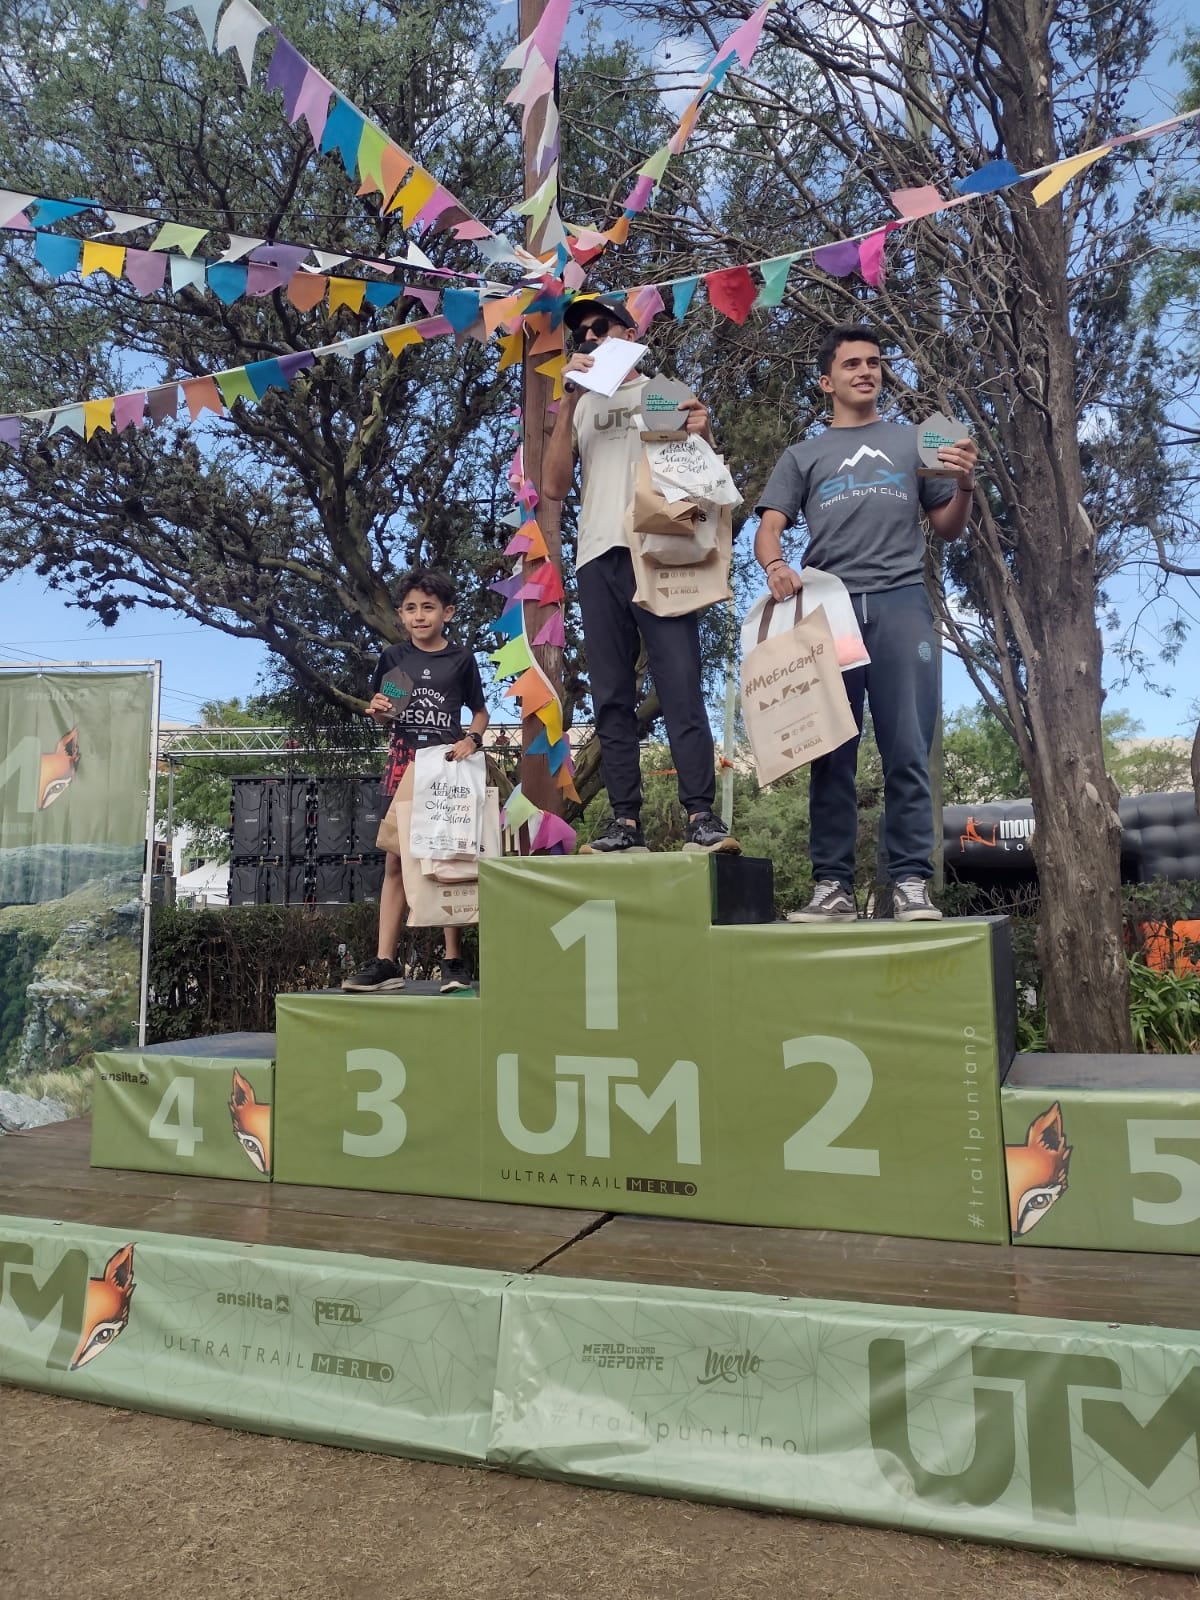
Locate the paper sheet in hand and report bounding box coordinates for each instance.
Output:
[568,339,648,396]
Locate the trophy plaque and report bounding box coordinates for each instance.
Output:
[917,410,971,477]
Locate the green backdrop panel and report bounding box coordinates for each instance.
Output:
[491,1276,1200,1569]
[478,855,721,1218]
[273,993,483,1197]
[0,1216,501,1462]
[91,1053,274,1182]
[707,922,1009,1242]
[1003,1085,1200,1253]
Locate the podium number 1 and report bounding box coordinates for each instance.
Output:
[551,900,618,1030]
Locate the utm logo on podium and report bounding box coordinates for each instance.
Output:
[496,1055,702,1164]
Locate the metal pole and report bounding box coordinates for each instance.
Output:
[138,662,162,1046]
[720,602,737,826]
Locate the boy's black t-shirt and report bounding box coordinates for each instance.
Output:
[370,640,486,748]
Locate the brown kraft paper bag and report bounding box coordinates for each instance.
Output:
[631,501,733,617]
[740,601,858,786]
[375,761,415,855]
[632,451,700,536]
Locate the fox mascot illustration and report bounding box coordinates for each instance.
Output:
[229,1069,272,1175]
[70,1243,135,1370]
[1005,1102,1072,1237]
[38,727,80,810]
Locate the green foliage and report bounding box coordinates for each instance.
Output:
[146,903,471,1041]
[943,707,1028,803]
[0,928,49,1068]
[160,697,298,862]
[1127,958,1200,1054]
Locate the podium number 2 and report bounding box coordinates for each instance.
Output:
[148,1077,204,1158]
[782,1036,880,1177]
[551,900,618,1030]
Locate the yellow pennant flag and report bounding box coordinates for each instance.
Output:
[382,324,423,356]
[497,330,523,371]
[535,352,566,401]
[387,168,437,225]
[328,278,367,315]
[83,399,115,440]
[1032,145,1109,206]
[535,697,564,745]
[81,240,126,279]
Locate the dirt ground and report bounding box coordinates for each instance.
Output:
[2,1388,1198,1600]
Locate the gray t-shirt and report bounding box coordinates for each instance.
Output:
[755,420,957,593]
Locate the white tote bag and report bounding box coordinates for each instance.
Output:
[740,568,870,672]
[409,747,486,860]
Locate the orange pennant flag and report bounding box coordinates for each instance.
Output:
[328,277,367,314]
[521,520,549,561]
[505,668,555,714]
[556,767,580,802]
[606,215,632,246]
[82,398,115,439]
[380,145,415,206]
[530,321,564,356]
[182,376,225,420]
[383,324,424,356]
[287,272,328,311]
[482,294,526,333]
[497,330,523,371]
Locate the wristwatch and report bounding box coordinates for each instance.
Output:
[467,730,484,749]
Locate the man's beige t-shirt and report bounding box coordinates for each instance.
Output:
[571,374,648,569]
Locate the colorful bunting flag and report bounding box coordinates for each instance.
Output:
[1032,146,1109,205]
[705,265,757,323]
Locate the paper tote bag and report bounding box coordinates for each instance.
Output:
[740,600,858,786]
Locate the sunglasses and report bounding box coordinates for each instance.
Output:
[570,314,618,346]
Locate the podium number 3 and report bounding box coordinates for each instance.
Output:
[552,900,618,1030]
[782,1036,880,1177]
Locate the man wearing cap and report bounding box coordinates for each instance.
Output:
[543,294,738,855]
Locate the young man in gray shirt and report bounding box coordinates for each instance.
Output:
[754,324,977,921]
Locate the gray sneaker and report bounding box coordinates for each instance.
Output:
[786,880,858,923]
[893,878,943,922]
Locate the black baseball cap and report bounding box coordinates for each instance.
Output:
[562,294,637,334]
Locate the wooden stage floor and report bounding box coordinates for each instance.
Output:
[2,1118,1196,1330]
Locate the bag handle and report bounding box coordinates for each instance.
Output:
[755,591,801,645]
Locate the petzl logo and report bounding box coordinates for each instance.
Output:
[314,1299,364,1326]
[0,1239,135,1371]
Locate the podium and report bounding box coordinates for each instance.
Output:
[272,856,1015,1243]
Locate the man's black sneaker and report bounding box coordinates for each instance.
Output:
[683,811,740,853]
[579,818,649,853]
[439,958,474,994]
[786,881,858,923]
[342,957,405,992]
[893,877,943,922]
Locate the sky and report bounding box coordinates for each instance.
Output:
[0,3,1197,742]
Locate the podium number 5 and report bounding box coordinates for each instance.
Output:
[1127,1120,1200,1226]
[782,1036,880,1177]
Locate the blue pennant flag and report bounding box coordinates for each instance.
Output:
[363,282,403,307]
[442,288,483,332]
[245,359,289,398]
[320,97,365,178]
[34,231,81,277]
[526,727,553,757]
[955,159,1021,196]
[493,603,524,640]
[207,263,248,305]
[547,739,568,774]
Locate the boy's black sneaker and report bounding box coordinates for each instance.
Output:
[683,811,740,853]
[439,958,474,994]
[342,958,405,992]
[579,819,649,854]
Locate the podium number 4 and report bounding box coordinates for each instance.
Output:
[148,1077,204,1158]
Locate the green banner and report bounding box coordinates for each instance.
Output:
[491,1276,1200,1569]
[0,1216,501,1462]
[0,669,154,1080]
[1003,1087,1200,1253]
[91,1054,275,1182]
[271,859,1009,1240]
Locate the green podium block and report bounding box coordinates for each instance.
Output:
[91,1046,274,1181]
[1003,1055,1200,1253]
[272,992,483,1197]
[477,855,721,1218]
[708,920,1011,1242]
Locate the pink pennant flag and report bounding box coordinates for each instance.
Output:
[628,285,665,335]
[889,185,944,219]
[531,810,576,855]
[124,249,168,296]
[504,531,534,556]
[113,392,147,432]
[858,227,893,289]
[711,0,771,70]
[403,285,440,313]
[532,610,565,648]
[453,219,493,241]
[292,67,333,147]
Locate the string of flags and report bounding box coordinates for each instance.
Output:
[490,412,579,852]
[143,0,527,267]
